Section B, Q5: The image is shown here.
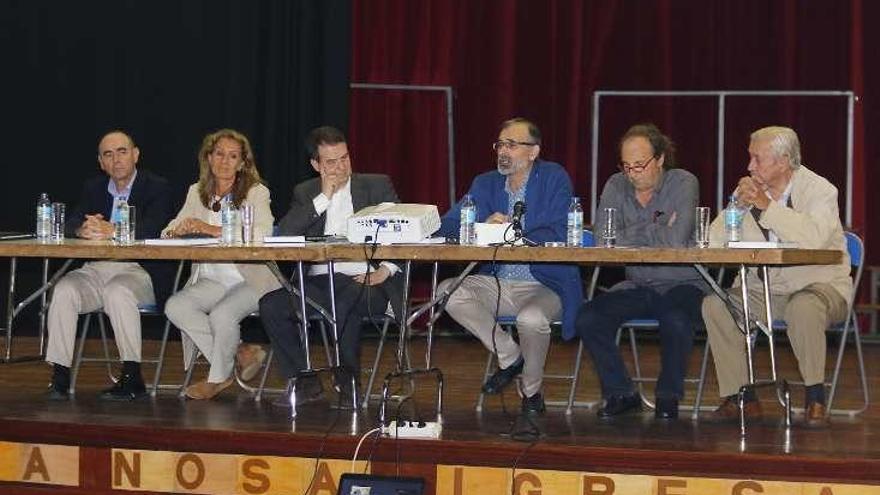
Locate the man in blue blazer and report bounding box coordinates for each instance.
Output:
[437,118,583,416]
[46,130,174,401]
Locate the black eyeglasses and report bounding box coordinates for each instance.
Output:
[492,140,537,152]
[619,155,656,173]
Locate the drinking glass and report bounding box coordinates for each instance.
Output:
[602,207,617,248]
[51,202,65,242]
[240,202,255,245]
[695,206,710,248]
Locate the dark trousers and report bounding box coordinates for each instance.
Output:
[258,273,392,380]
[576,285,705,400]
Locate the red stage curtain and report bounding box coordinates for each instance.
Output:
[351,0,871,259]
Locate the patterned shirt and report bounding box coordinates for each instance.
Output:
[497,176,537,282]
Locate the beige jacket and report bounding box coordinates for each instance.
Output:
[162,183,282,297]
[709,165,852,304]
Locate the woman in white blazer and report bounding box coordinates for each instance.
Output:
[162,129,281,399]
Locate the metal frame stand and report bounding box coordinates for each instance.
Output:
[590,90,856,225]
[376,260,448,429]
[2,258,73,363]
[696,263,792,435]
[265,261,353,426]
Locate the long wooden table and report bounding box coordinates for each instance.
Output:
[0,238,842,265]
[0,238,843,426]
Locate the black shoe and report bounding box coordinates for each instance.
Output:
[510,413,542,442]
[597,393,642,418]
[521,392,546,416]
[654,397,679,419]
[99,373,148,401]
[271,377,324,409]
[46,365,70,401]
[481,355,524,395]
[46,381,70,401]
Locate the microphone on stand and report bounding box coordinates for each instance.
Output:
[511,201,526,237]
[509,201,537,246]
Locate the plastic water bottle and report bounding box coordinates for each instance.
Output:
[566,197,583,247]
[114,199,131,245]
[220,199,238,245]
[36,193,52,241]
[459,194,476,245]
[724,195,745,243]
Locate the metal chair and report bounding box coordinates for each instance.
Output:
[249,314,394,409]
[70,260,187,396]
[586,230,713,418]
[475,317,590,415]
[767,231,868,416]
[475,229,597,415]
[618,319,713,419]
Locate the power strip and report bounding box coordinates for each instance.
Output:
[381,421,442,439]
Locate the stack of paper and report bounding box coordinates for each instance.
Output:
[726,241,798,249]
[144,238,218,246]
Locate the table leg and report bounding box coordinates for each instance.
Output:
[265,260,337,419]
[3,258,73,363]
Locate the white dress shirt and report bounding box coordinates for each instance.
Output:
[309,178,398,277]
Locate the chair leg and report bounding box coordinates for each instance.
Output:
[475,352,495,412]
[852,320,870,414]
[627,327,653,408]
[97,315,117,383]
[691,339,712,420]
[69,313,93,396]
[179,347,200,399]
[150,320,173,397]
[317,320,333,367]
[254,348,274,403]
[827,315,870,416]
[565,340,585,415]
[362,317,391,409]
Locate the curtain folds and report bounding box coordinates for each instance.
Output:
[351,0,871,259]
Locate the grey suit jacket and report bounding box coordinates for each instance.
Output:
[277,173,406,320]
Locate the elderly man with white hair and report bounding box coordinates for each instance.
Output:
[702,126,852,427]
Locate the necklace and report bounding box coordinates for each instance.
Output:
[210,184,235,212]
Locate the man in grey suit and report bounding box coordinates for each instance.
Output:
[259,126,403,408]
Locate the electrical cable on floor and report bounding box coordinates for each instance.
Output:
[509,439,539,495]
[351,426,383,472]
[301,407,342,495]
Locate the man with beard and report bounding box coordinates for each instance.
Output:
[436,118,582,417]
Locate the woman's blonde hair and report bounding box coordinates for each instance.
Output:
[197,128,263,208]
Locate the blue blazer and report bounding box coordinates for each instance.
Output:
[439,160,584,339]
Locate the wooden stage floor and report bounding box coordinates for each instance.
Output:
[0,334,878,494]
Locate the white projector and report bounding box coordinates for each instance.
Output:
[347,203,441,244]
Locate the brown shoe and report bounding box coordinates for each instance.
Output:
[803,401,830,428]
[711,395,763,421]
[236,344,267,382]
[185,377,234,400]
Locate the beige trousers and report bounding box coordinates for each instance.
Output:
[164,279,259,383]
[438,274,561,397]
[702,282,848,397]
[46,261,155,367]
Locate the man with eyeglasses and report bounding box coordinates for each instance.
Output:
[436,118,582,418]
[576,123,707,420]
[46,130,175,401]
